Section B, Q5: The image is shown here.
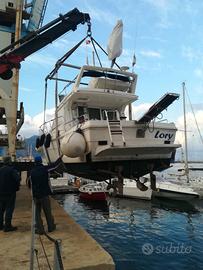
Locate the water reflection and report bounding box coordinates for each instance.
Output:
[78,198,110,220]
[54,194,203,270]
[53,194,66,206]
[152,198,199,214]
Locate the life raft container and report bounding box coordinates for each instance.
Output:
[61,131,86,158]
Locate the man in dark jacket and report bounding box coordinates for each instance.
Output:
[30,156,56,234]
[0,156,21,232]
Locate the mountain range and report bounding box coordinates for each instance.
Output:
[16,135,38,158]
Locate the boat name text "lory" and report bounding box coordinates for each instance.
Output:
[154,131,173,140]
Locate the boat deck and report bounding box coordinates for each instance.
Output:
[0,185,114,270]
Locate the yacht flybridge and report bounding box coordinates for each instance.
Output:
[39,20,181,182]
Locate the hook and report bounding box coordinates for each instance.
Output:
[87,21,92,37]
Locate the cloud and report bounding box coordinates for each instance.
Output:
[139,36,167,43]
[192,103,203,110]
[83,3,117,26]
[52,38,76,50]
[194,68,203,78]
[20,86,34,92]
[20,108,55,138]
[145,0,170,10]
[127,103,152,120]
[140,50,161,58]
[184,0,200,16]
[145,0,173,29]
[175,110,203,151]
[26,53,57,67]
[181,46,202,62]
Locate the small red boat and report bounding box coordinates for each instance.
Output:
[79,183,107,201]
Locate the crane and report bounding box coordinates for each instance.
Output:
[0,7,90,160]
[0,8,90,80]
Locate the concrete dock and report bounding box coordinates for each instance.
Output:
[0,185,115,270]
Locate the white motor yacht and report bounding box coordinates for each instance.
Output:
[39,22,180,182]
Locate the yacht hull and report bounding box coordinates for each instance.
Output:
[50,157,173,181]
[153,189,199,200]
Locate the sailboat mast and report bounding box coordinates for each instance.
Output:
[182,82,189,183]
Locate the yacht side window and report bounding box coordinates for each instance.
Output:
[78,106,85,116]
[88,108,101,120]
[78,106,88,123]
[102,110,117,120]
[72,108,78,120]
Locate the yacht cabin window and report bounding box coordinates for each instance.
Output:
[76,106,124,121]
[102,110,117,120]
[78,106,85,116]
[88,108,101,120]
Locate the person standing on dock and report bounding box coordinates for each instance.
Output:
[0,156,21,232]
[30,156,56,234]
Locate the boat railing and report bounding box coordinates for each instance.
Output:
[63,118,79,131]
[72,65,137,94]
[42,116,78,134]
[41,118,55,134]
[41,116,64,134]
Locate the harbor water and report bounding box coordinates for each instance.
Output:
[54,194,203,270]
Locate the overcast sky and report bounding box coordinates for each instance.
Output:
[16,0,203,160]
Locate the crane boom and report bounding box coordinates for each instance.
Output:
[0,8,90,80]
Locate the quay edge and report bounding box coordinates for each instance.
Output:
[0,184,115,270]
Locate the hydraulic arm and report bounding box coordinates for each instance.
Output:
[0,8,90,80]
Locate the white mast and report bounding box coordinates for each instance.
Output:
[182,82,189,183]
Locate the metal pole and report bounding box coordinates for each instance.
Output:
[92,51,95,66]
[30,198,36,270]
[182,82,189,183]
[55,72,61,156]
[53,240,62,270]
[128,104,132,120]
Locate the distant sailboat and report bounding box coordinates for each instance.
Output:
[180,82,203,181]
[154,82,203,198]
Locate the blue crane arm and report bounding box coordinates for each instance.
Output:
[0,8,90,80]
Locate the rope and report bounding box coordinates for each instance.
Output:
[34,249,41,270]
[39,236,52,270]
[43,35,88,138]
[186,88,203,144]
[59,74,78,95]
[44,231,56,243]
[47,36,88,80]
[90,37,103,68]
[90,37,121,70]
